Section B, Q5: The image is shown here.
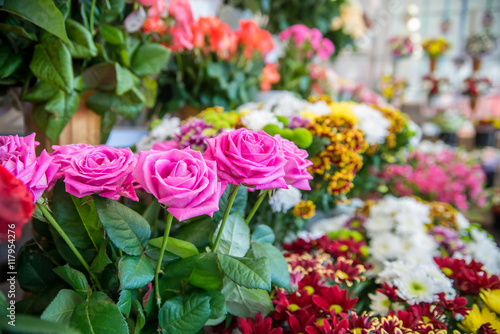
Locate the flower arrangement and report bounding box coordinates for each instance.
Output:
[379,143,486,211]
[0,129,315,333]
[432,109,467,133]
[466,34,497,59]
[214,195,500,333]
[462,77,493,99]
[422,75,450,99]
[389,35,414,59]
[139,0,277,114]
[422,37,451,58]
[272,25,335,98]
[378,74,407,104]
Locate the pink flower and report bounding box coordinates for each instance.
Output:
[51,143,93,181]
[277,136,313,190]
[168,0,194,30]
[133,148,226,221]
[152,140,180,151]
[64,146,138,201]
[203,128,288,190]
[0,133,58,202]
[138,0,159,6]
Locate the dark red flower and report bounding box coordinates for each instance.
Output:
[273,288,315,321]
[298,272,324,296]
[478,323,497,334]
[236,313,282,334]
[437,293,470,318]
[341,312,377,334]
[305,316,349,334]
[288,312,317,334]
[377,283,403,302]
[326,257,366,287]
[404,303,446,333]
[0,165,34,241]
[312,285,358,315]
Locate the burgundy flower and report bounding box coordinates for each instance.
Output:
[236,313,282,334]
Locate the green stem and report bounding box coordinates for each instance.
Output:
[37,202,103,291]
[90,0,97,35]
[213,184,241,252]
[245,189,271,225]
[155,212,174,309]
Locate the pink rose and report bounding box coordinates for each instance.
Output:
[64,146,138,201]
[277,136,313,190]
[0,133,58,202]
[203,128,288,190]
[51,143,93,181]
[133,148,226,221]
[152,140,180,151]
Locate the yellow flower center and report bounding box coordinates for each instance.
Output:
[352,328,362,334]
[329,304,344,314]
[336,270,349,280]
[303,285,315,295]
[442,267,453,276]
[422,316,431,323]
[288,304,300,312]
[316,318,324,326]
[339,245,349,252]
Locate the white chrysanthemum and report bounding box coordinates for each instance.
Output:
[369,233,403,262]
[310,214,350,235]
[305,101,332,116]
[237,102,270,113]
[135,135,155,152]
[268,187,302,213]
[240,109,283,131]
[456,212,470,230]
[364,216,393,235]
[351,104,390,145]
[369,291,391,316]
[268,92,308,117]
[415,140,450,154]
[297,230,325,241]
[465,228,500,276]
[150,117,181,140]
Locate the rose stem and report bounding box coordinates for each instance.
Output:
[213,184,241,252]
[37,202,103,291]
[245,189,272,225]
[155,211,174,309]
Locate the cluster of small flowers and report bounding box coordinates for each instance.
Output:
[422,37,450,58]
[388,35,414,59]
[279,24,335,60]
[380,145,486,211]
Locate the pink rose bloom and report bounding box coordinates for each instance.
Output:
[51,143,93,181]
[152,140,180,151]
[0,133,58,202]
[203,128,288,190]
[64,146,138,201]
[277,136,313,191]
[168,0,194,30]
[138,0,161,8]
[133,148,226,221]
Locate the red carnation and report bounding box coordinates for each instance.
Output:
[0,165,34,241]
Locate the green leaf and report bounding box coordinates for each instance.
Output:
[131,43,171,76]
[71,195,103,250]
[0,22,37,40]
[206,291,226,320]
[118,254,154,290]
[131,299,146,334]
[159,294,211,334]
[149,237,199,259]
[44,91,65,113]
[41,289,84,325]
[251,243,291,291]
[86,90,144,119]
[29,38,73,93]
[163,253,223,291]
[117,290,132,318]
[213,185,248,222]
[221,277,272,318]
[251,225,275,244]
[53,265,90,299]
[81,63,117,91]
[50,182,96,249]
[23,81,58,102]
[174,218,215,248]
[66,19,97,58]
[217,254,271,291]
[94,196,151,256]
[212,213,250,257]
[17,244,58,292]
[90,241,112,273]
[0,315,81,334]
[0,292,7,316]
[99,110,117,144]
[99,24,125,45]
[115,63,136,95]
[140,76,158,108]
[0,43,22,79]
[1,0,69,43]
[70,292,128,334]
[142,199,160,233]
[98,0,126,23]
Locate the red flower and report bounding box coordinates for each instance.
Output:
[377,283,404,303]
[437,293,470,318]
[341,312,377,334]
[312,285,358,315]
[238,19,274,58]
[0,165,34,241]
[403,303,447,333]
[305,316,349,334]
[288,312,317,334]
[327,257,366,287]
[298,272,324,296]
[273,288,315,320]
[237,313,282,334]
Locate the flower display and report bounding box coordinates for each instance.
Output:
[422,37,450,58]
[0,133,58,202]
[422,75,450,98]
[378,74,407,104]
[462,77,492,99]
[466,34,496,58]
[133,147,226,221]
[380,143,486,211]
[0,165,35,241]
[388,35,414,59]
[280,137,314,190]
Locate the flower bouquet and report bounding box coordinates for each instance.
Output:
[389,35,414,59]
[466,34,497,70]
[462,77,492,111]
[0,128,314,333]
[422,75,450,102]
[378,74,407,105]
[139,0,277,116]
[422,37,450,73]
[379,142,487,211]
[212,195,500,333]
[272,25,335,98]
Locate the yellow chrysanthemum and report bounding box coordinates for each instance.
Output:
[481,289,500,315]
[459,304,500,333]
[292,200,316,219]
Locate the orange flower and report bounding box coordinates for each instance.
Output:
[191,17,237,58]
[260,63,280,91]
[143,17,168,34]
[238,19,274,58]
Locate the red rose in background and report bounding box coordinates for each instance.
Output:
[0,165,34,241]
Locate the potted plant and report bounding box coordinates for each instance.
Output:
[0,0,171,148]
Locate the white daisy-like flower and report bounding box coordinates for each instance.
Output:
[456,212,470,230]
[305,101,332,116]
[268,187,302,213]
[150,116,181,140]
[369,232,403,262]
[240,109,283,131]
[394,269,439,304]
[368,291,391,316]
[268,92,308,117]
[310,214,350,235]
[350,104,390,145]
[465,228,500,276]
[364,215,394,235]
